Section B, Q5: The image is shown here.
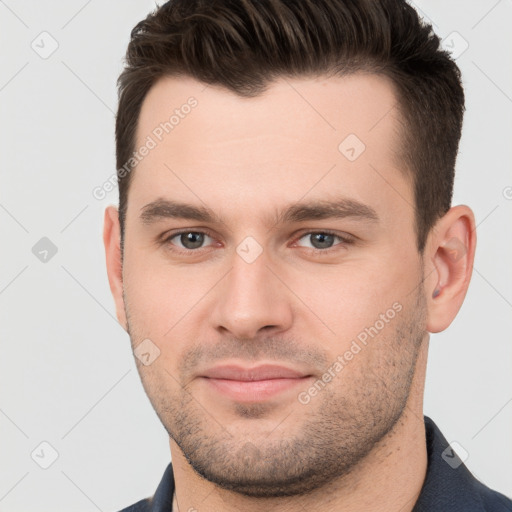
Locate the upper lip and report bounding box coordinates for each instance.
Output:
[201,364,310,381]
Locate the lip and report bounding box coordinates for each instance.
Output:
[200,364,312,402]
[201,364,308,381]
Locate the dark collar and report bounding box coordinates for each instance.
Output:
[123,416,512,511]
[412,416,512,511]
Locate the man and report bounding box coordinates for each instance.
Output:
[103,0,512,510]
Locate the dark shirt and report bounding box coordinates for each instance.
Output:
[117,416,512,511]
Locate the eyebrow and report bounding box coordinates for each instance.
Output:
[139,197,379,227]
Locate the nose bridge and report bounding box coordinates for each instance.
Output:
[230,243,272,301]
[211,239,293,338]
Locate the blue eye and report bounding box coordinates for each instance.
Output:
[295,231,354,251]
[297,232,337,250]
[162,229,354,255]
[166,231,214,250]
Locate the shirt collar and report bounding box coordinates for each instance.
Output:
[412,415,484,511]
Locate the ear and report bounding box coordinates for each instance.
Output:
[424,205,477,333]
[103,205,128,331]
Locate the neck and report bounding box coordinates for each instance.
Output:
[170,338,429,512]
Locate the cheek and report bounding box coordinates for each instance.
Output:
[288,256,412,340]
[122,251,216,339]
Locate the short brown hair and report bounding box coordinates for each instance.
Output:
[115,0,464,253]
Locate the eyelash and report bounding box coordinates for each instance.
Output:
[161,229,355,256]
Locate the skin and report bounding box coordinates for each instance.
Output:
[104,73,476,512]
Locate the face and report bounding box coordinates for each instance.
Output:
[119,73,429,497]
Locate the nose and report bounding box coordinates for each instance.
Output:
[210,246,294,340]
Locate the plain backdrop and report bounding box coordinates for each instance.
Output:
[0,1,511,511]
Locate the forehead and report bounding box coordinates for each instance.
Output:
[136,73,402,149]
[130,73,412,227]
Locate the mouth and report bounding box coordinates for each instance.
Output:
[199,364,313,402]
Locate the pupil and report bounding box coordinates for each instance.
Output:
[182,232,204,249]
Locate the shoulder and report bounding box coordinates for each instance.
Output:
[414,416,512,511]
[116,498,152,512]
[113,462,175,512]
[474,479,512,511]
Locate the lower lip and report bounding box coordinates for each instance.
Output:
[202,377,311,402]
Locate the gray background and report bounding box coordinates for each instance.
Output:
[0,1,511,510]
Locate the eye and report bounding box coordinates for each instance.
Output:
[294,231,354,251]
[161,229,354,255]
[165,230,215,251]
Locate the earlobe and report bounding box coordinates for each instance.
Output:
[103,205,128,331]
[425,205,476,333]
